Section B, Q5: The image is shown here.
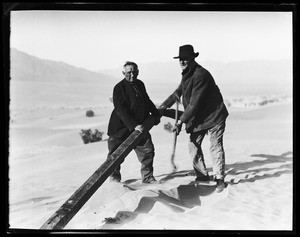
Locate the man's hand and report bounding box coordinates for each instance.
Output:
[135,125,144,133]
[172,92,181,103]
[172,120,182,135]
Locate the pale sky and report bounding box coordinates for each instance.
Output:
[10,11,293,71]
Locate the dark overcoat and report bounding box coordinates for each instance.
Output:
[173,62,229,133]
[108,78,160,139]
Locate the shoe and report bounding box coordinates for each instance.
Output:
[215,179,225,192]
[195,175,211,182]
[142,176,157,184]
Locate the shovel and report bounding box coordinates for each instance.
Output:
[170,100,179,172]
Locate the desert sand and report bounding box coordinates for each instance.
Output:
[8,86,293,231]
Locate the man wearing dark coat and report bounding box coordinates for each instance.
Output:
[107,61,160,184]
[171,44,229,192]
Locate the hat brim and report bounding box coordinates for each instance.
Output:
[173,52,199,59]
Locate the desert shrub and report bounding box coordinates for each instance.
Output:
[164,122,173,133]
[91,129,103,142]
[79,129,104,144]
[86,110,94,117]
[103,217,120,224]
[259,100,268,106]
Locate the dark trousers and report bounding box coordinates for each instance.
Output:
[188,121,226,180]
[107,132,155,181]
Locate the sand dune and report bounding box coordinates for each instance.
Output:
[8,96,293,230]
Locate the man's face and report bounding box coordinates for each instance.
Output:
[123,65,139,82]
[179,57,193,71]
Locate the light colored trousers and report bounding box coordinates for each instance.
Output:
[188,121,226,180]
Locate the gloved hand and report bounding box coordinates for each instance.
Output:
[172,92,181,103]
[172,120,182,135]
[135,125,144,133]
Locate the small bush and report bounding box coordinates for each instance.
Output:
[86,110,94,117]
[103,217,120,224]
[79,129,104,144]
[164,122,174,133]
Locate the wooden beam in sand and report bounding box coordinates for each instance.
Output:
[40,94,175,230]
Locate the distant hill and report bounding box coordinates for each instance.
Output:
[10,48,117,83]
[204,59,292,86]
[98,59,292,98]
[9,48,119,109]
[9,48,292,110]
[98,59,292,87]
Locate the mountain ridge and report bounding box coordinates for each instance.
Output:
[10,47,292,87]
[10,48,118,83]
[9,48,292,109]
[9,48,118,109]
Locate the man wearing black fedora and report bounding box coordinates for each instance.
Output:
[170,44,229,192]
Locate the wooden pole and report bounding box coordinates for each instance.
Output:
[40,94,175,229]
[170,101,179,172]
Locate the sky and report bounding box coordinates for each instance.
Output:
[10,10,293,71]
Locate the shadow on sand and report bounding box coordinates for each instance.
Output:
[226,151,293,184]
[100,151,292,229]
[100,182,215,229]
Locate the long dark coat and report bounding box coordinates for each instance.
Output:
[173,62,229,133]
[108,78,160,139]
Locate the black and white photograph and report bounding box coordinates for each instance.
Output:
[5,3,295,233]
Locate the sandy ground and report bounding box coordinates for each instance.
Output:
[8,95,293,231]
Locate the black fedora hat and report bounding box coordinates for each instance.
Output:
[173,44,199,59]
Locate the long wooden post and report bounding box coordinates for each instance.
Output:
[40,95,175,229]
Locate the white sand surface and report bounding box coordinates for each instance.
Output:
[8,95,293,231]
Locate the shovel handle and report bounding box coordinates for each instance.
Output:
[170,101,179,171]
[174,100,179,123]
